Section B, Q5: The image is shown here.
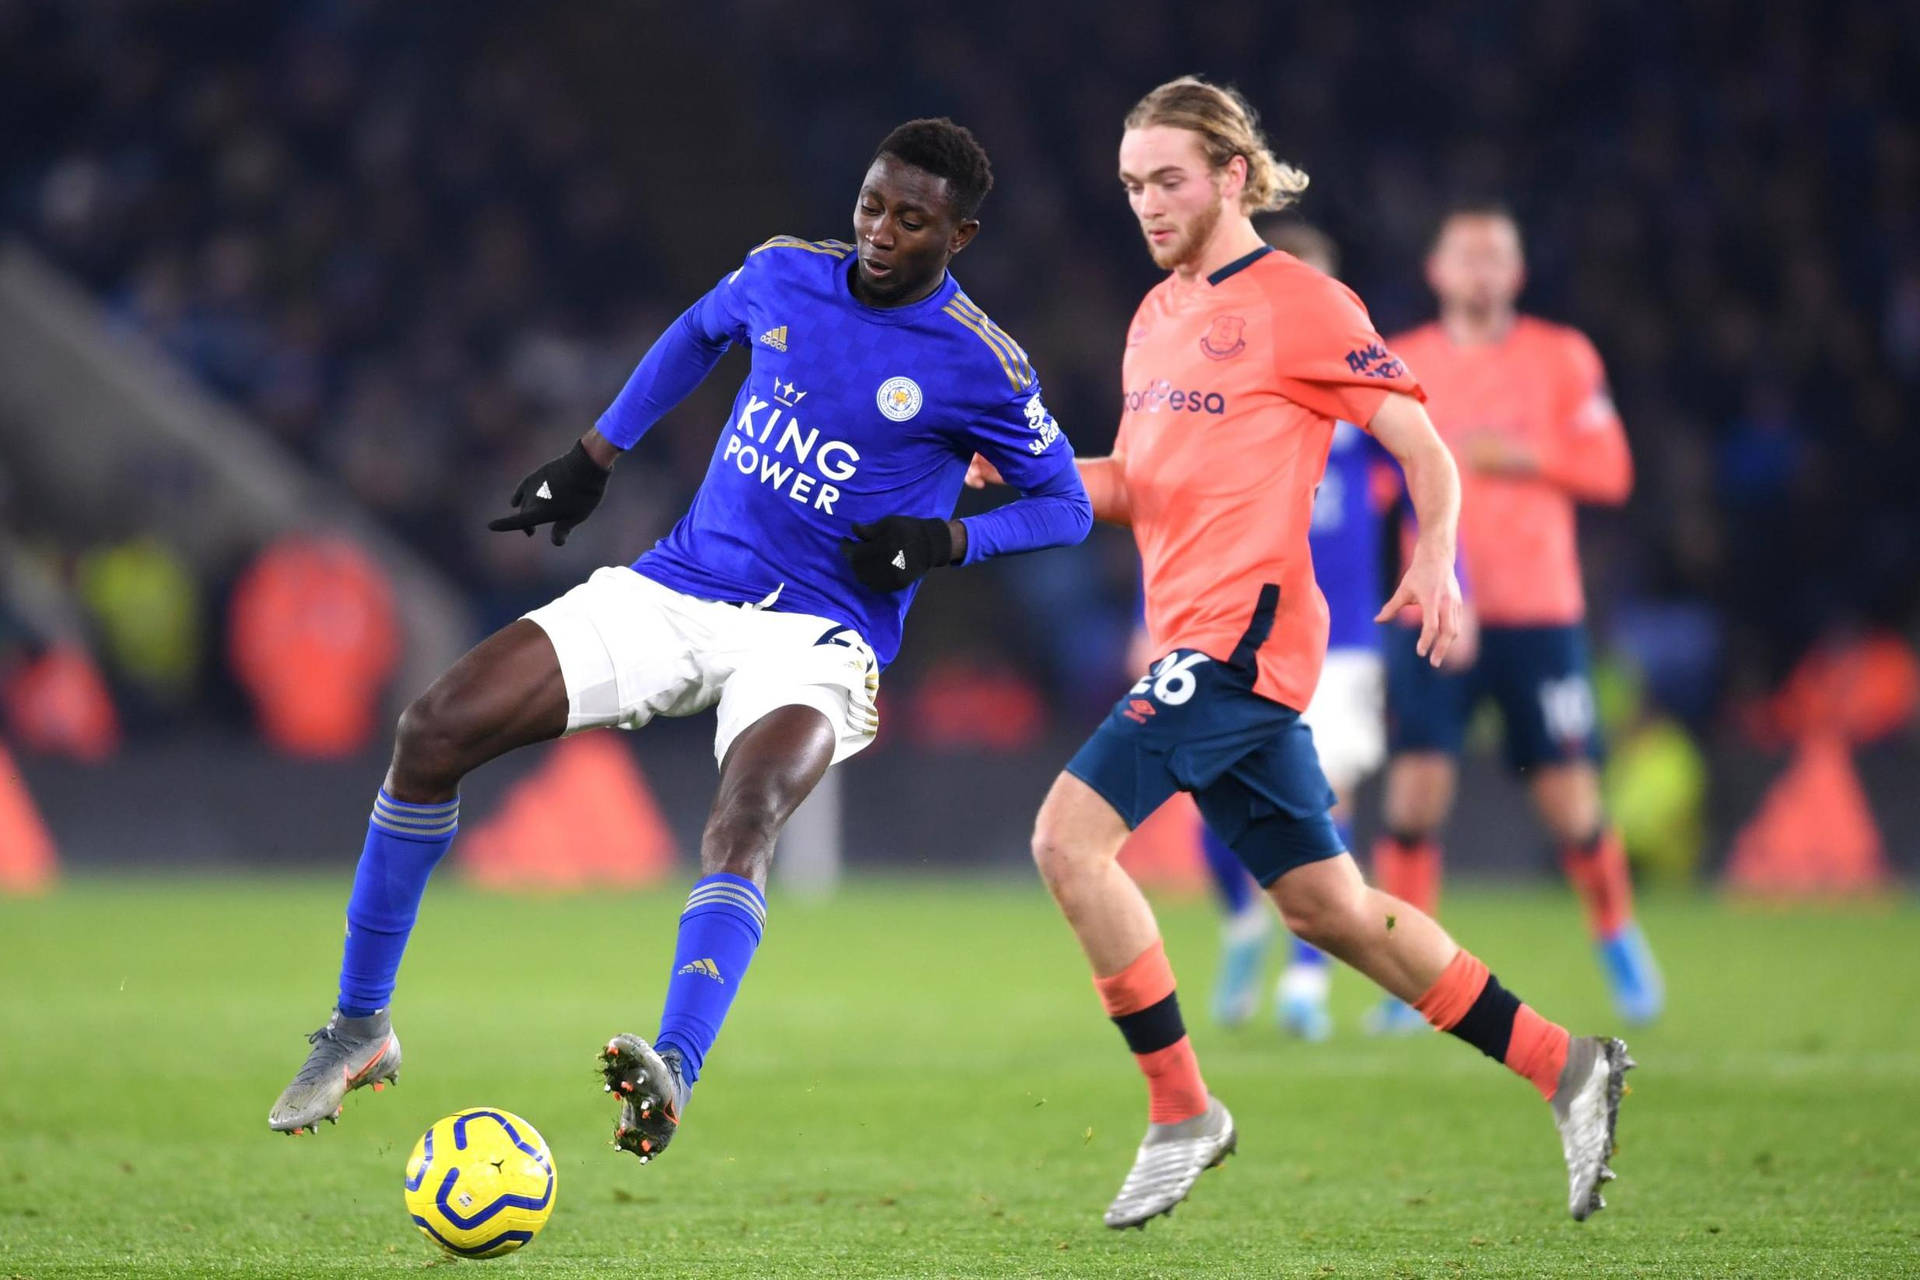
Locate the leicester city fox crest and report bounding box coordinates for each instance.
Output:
[1199,314,1247,360]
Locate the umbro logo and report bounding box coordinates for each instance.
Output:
[759,325,789,352]
[535,481,553,501]
[677,958,724,983]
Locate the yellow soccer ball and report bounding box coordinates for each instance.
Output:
[402,1108,557,1258]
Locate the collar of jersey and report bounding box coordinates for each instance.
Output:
[1165,244,1273,308]
[841,260,959,325]
[1205,244,1274,286]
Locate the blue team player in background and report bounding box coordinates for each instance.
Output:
[267,120,1093,1166]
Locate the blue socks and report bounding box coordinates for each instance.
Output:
[655,874,767,1086]
[337,791,459,1016]
[334,794,774,1092]
[1199,824,1258,916]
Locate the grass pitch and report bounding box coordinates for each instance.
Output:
[2,877,1916,1277]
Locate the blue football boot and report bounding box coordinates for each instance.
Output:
[1210,908,1275,1027]
[1363,996,1428,1037]
[1597,922,1665,1025]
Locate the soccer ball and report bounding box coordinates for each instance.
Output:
[402,1108,557,1258]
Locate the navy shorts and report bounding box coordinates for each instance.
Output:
[1386,623,1604,772]
[1066,592,1343,886]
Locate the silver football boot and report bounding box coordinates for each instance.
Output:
[267,1008,402,1134]
[1551,1036,1635,1219]
[1103,1097,1237,1229]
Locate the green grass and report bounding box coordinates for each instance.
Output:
[2,878,1917,1277]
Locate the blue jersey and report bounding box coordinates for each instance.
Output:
[1310,421,1390,652]
[596,236,1090,668]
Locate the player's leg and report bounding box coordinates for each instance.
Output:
[348,621,569,1003]
[602,606,880,1163]
[269,619,569,1134]
[1532,764,1660,1022]
[1501,626,1663,1024]
[1198,819,1275,1028]
[1032,769,1234,1228]
[1266,850,1633,1219]
[1369,627,1470,1032]
[1377,751,1455,911]
[1042,646,1277,1226]
[1034,770,1171,987]
[604,704,837,1163]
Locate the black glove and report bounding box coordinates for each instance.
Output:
[839,516,955,592]
[487,442,610,546]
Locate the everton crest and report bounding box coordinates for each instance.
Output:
[1199,314,1247,360]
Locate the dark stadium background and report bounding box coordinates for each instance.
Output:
[2,0,1917,881]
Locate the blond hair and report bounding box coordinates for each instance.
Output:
[1125,76,1309,214]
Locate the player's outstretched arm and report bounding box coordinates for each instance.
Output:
[924,381,1091,582]
[487,429,616,546]
[1368,392,1464,667]
[489,273,749,545]
[847,455,1091,593]
[967,452,1130,526]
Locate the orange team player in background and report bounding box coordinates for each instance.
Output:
[972,77,1633,1231]
[1369,204,1664,1033]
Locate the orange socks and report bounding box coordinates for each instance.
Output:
[1506,1006,1572,1099]
[1380,828,1634,940]
[1414,949,1572,1100]
[1562,828,1634,939]
[1411,948,1489,1028]
[1093,938,1210,1124]
[1134,1040,1208,1124]
[1373,833,1441,915]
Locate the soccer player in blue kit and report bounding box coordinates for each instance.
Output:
[266,120,1093,1164]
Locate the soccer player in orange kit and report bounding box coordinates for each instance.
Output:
[1368,206,1665,1034]
[973,77,1633,1230]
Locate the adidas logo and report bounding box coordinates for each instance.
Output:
[758,325,788,352]
[890,551,907,571]
[535,481,553,501]
[677,957,724,983]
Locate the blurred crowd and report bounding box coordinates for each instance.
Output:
[3,0,1918,749]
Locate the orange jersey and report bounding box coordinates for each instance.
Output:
[1391,317,1630,626]
[1120,248,1422,711]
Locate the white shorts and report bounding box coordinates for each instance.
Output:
[1301,647,1387,793]
[524,567,880,767]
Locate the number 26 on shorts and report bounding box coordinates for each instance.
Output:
[1130,652,1210,707]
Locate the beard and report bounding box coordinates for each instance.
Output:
[1145,190,1226,271]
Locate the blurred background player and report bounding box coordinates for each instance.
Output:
[1179,219,1399,1039]
[1371,205,1664,1031]
[264,119,1093,1151]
